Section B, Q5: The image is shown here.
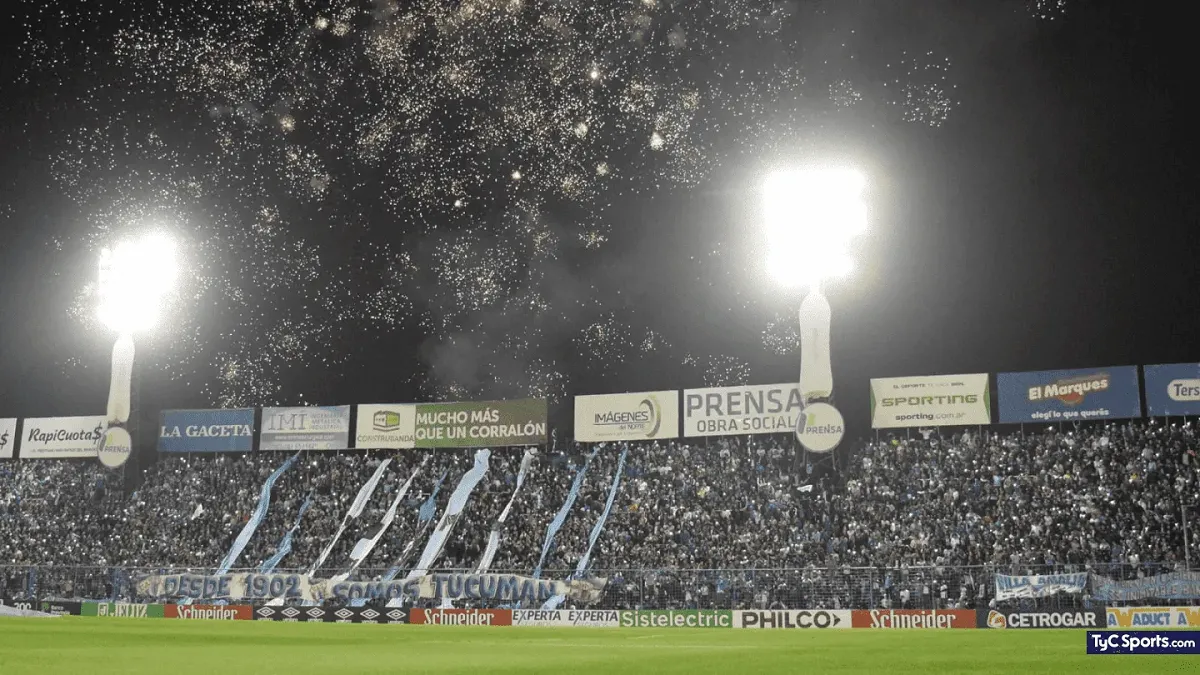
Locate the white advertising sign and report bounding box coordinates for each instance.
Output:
[870,373,991,429]
[573,391,679,442]
[683,383,802,438]
[98,427,133,468]
[0,418,17,459]
[354,404,416,449]
[19,416,106,459]
[795,403,845,453]
[260,406,351,451]
[512,609,619,627]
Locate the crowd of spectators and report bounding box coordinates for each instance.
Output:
[1,420,1197,609]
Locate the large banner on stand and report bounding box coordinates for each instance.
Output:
[157,409,254,453]
[354,404,416,449]
[682,383,802,437]
[1144,363,1200,416]
[997,366,1141,423]
[414,399,547,448]
[18,416,105,459]
[260,406,351,450]
[0,418,16,459]
[574,390,679,442]
[869,374,991,428]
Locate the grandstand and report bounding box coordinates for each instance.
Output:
[2,416,1195,609]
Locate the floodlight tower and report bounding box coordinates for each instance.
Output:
[95,233,178,468]
[763,168,866,454]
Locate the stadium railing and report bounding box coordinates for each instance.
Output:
[1,563,1184,610]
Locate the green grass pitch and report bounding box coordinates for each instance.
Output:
[0,617,1192,674]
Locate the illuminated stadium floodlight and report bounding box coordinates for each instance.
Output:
[763,167,866,288]
[95,233,179,469]
[764,168,865,455]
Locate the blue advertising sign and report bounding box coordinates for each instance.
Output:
[158,409,255,453]
[1144,363,1200,416]
[997,366,1142,423]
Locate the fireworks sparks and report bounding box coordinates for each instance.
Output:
[885,51,959,128]
[762,313,800,356]
[7,0,974,405]
[1027,0,1069,20]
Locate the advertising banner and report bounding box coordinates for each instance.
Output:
[0,418,15,459]
[164,604,253,620]
[19,416,105,459]
[796,403,845,453]
[682,383,801,438]
[619,610,732,628]
[157,409,254,453]
[354,404,416,449]
[253,605,409,624]
[1086,630,1200,656]
[39,601,82,616]
[869,374,991,428]
[410,609,512,626]
[997,366,1142,423]
[1091,571,1200,602]
[851,609,976,629]
[1144,363,1200,416]
[0,598,36,611]
[979,608,1105,629]
[135,571,603,606]
[574,390,679,442]
[995,573,1088,601]
[260,406,351,451]
[512,609,619,627]
[81,602,166,618]
[1107,607,1200,629]
[734,609,851,629]
[415,399,547,448]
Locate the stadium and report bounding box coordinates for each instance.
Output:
[1,1,1197,673]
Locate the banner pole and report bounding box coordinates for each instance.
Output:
[1185,503,1192,572]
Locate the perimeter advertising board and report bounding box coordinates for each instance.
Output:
[574,390,678,442]
[260,406,351,451]
[869,374,991,428]
[253,605,409,623]
[997,366,1141,423]
[851,609,976,629]
[1107,607,1200,628]
[81,602,166,618]
[979,608,1105,629]
[0,418,15,459]
[0,598,35,610]
[619,610,732,628]
[683,383,802,438]
[39,601,82,616]
[410,608,512,625]
[354,404,416,449]
[157,409,255,453]
[1144,363,1200,416]
[164,604,253,620]
[734,609,851,629]
[19,416,105,459]
[414,399,546,448]
[512,609,619,627]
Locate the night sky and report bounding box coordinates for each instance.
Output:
[0,1,1191,442]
